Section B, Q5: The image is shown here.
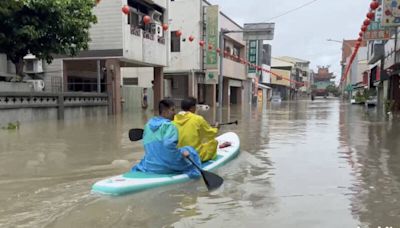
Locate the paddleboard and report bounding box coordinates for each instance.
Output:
[91,132,240,196]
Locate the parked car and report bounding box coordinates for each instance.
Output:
[366,96,377,107]
[271,95,282,103]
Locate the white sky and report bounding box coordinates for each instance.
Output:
[208,0,369,83]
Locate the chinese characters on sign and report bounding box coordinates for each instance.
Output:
[205,5,219,70]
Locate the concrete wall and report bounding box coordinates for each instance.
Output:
[223,58,246,80]
[89,0,123,50]
[166,0,202,72]
[0,82,31,92]
[121,67,154,88]
[271,69,291,87]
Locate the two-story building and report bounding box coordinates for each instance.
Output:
[44,0,170,114]
[163,0,247,108]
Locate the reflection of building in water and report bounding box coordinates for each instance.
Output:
[339,104,400,226]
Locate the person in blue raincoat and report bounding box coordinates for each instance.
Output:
[132,99,201,178]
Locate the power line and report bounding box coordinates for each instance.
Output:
[266,0,320,22]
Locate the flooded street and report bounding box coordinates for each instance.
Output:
[1,99,400,228]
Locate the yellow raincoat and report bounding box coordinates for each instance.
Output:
[173,112,218,162]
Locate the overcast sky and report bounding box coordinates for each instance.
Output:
[208,0,368,83]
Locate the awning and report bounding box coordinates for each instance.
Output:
[258,83,272,90]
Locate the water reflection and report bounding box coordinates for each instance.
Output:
[339,104,400,227]
[0,99,400,227]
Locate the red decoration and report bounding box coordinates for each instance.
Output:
[208,44,213,50]
[122,5,130,15]
[367,12,375,20]
[363,19,371,26]
[199,40,205,47]
[357,37,363,42]
[175,30,182,37]
[162,24,169,31]
[143,15,151,25]
[224,50,228,55]
[361,25,367,32]
[188,35,194,42]
[370,0,379,10]
[216,48,221,53]
[359,31,364,37]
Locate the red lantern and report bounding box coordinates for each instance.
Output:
[188,35,194,42]
[216,48,221,53]
[370,0,380,10]
[175,30,182,37]
[363,19,371,26]
[162,24,169,31]
[122,5,130,15]
[357,37,362,42]
[224,50,228,55]
[361,25,367,32]
[143,15,151,25]
[359,32,363,37]
[199,40,205,47]
[367,12,375,20]
[208,44,213,50]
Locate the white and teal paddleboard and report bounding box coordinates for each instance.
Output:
[92,132,240,196]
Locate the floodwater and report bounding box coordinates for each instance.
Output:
[1,99,400,228]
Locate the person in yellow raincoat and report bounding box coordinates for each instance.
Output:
[173,97,219,162]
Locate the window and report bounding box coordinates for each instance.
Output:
[171,31,181,52]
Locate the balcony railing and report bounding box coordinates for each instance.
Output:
[130,26,165,45]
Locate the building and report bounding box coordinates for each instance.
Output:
[271,56,310,100]
[163,0,248,108]
[313,66,335,96]
[277,56,311,96]
[340,40,368,100]
[41,0,170,114]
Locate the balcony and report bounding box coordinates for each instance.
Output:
[222,58,246,80]
[123,25,167,67]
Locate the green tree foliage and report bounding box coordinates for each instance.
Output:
[0,0,97,77]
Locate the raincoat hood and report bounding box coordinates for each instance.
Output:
[174,111,194,126]
[148,117,170,132]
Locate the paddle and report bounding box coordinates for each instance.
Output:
[128,128,144,141]
[128,128,224,191]
[218,120,238,126]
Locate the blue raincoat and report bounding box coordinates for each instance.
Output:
[132,117,201,179]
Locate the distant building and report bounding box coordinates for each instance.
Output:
[313,66,335,96]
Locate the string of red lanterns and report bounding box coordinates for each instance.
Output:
[119,5,305,86]
[341,0,380,84]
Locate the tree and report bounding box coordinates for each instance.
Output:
[0,0,97,79]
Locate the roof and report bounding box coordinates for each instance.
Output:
[271,57,294,68]
[277,56,310,64]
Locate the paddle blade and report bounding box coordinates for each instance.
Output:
[201,170,224,191]
[129,128,144,141]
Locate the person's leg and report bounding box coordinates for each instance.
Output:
[198,139,218,162]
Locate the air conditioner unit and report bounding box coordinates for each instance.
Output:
[149,10,162,23]
[150,23,163,37]
[23,59,44,73]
